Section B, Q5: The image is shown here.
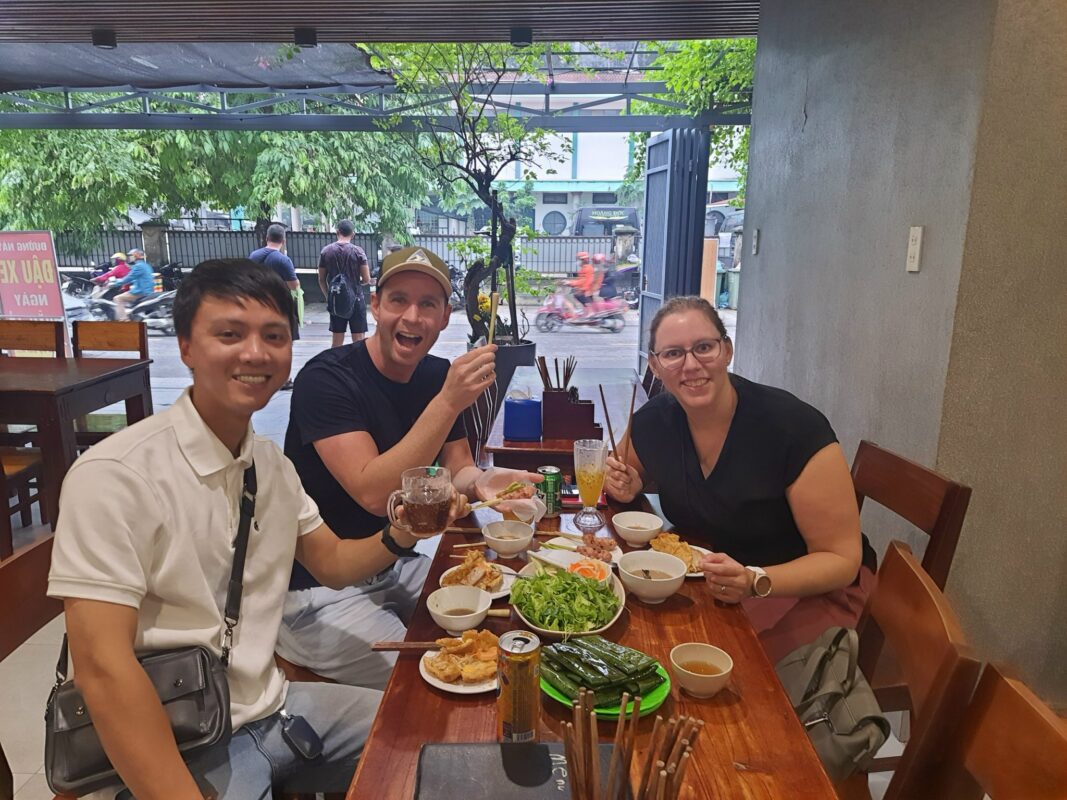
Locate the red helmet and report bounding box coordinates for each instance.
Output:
[592,253,607,264]
[576,251,591,262]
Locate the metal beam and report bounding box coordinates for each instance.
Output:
[0,111,748,133]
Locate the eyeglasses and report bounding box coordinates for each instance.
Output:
[651,338,724,370]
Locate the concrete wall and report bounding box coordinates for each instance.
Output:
[936,0,1067,705]
[743,0,1067,703]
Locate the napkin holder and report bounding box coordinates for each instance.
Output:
[503,396,542,441]
[541,388,603,441]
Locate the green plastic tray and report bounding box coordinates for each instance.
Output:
[540,663,671,720]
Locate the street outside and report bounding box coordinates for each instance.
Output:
[140,301,737,446]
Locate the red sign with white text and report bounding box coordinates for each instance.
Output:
[0,231,65,319]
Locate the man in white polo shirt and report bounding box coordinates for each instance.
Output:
[48,259,465,799]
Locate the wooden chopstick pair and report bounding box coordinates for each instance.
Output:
[564,688,641,800]
[598,382,639,462]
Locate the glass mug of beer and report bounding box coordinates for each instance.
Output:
[387,466,453,538]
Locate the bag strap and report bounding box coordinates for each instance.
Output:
[221,463,257,667]
[53,462,258,682]
[799,627,857,701]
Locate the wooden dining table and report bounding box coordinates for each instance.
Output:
[484,366,647,474]
[0,357,153,529]
[346,505,836,800]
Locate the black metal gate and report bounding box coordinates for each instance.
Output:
[638,127,711,370]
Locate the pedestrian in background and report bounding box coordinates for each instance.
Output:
[318,220,371,348]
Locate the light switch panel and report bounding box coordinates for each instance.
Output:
[906,226,923,273]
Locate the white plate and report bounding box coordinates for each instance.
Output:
[419,651,497,695]
[511,562,626,640]
[439,563,517,601]
[542,536,624,565]
[686,545,711,578]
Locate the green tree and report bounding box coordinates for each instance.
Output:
[622,39,755,202]
[365,42,573,342]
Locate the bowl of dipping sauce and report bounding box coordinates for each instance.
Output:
[669,643,733,698]
[482,519,535,557]
[618,550,687,604]
[427,586,491,634]
[611,511,664,546]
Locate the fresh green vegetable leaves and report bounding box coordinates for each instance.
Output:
[509,569,619,632]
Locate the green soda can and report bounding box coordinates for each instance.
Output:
[537,466,562,518]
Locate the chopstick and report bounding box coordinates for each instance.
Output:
[445,526,482,534]
[536,356,552,390]
[565,688,646,800]
[555,358,561,389]
[621,382,638,465]
[598,384,619,456]
[371,641,440,651]
[452,541,487,549]
[487,291,499,345]
[633,714,702,800]
[469,496,507,511]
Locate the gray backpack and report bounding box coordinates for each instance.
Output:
[775,627,891,781]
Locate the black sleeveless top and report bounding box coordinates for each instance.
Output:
[631,374,875,572]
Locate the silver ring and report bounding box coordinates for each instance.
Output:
[719,584,727,594]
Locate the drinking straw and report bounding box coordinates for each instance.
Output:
[487,292,499,344]
[598,384,619,456]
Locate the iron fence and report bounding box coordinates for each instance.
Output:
[167,230,260,266]
[54,231,145,269]
[409,234,616,277]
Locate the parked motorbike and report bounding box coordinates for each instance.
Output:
[615,262,641,310]
[84,262,184,335]
[534,282,627,333]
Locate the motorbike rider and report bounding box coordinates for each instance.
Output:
[594,253,619,302]
[115,248,155,321]
[91,252,132,297]
[567,252,602,317]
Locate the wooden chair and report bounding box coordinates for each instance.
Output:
[71,321,149,449]
[0,319,65,448]
[836,541,982,800]
[926,664,1067,800]
[853,440,972,716]
[0,319,65,357]
[0,446,46,559]
[0,536,67,800]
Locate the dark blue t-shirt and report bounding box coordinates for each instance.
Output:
[284,341,466,590]
[248,246,297,283]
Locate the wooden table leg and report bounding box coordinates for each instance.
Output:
[37,399,78,531]
[124,366,153,422]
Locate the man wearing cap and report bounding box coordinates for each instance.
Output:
[114,248,155,321]
[91,252,131,296]
[318,219,371,348]
[280,246,541,689]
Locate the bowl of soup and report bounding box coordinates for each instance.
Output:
[427,586,491,634]
[617,550,687,604]
[611,511,664,546]
[482,520,535,557]
[669,643,733,698]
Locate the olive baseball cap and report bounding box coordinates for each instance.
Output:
[378,246,451,298]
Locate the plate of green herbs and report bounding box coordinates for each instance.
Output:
[510,563,624,638]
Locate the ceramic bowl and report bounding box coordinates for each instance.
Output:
[427,586,491,634]
[611,511,664,546]
[482,519,535,557]
[669,643,734,698]
[617,550,687,604]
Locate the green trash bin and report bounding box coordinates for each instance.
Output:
[726,269,741,309]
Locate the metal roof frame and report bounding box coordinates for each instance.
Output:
[0,81,751,132]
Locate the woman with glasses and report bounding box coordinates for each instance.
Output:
[604,296,876,662]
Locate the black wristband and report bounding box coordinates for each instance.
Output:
[381,523,418,558]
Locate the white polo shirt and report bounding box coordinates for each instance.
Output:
[48,388,323,729]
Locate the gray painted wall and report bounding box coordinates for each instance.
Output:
[937,0,1067,704]
[739,0,995,556]
[743,0,1067,703]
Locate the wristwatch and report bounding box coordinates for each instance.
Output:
[745,566,773,598]
[381,523,418,558]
